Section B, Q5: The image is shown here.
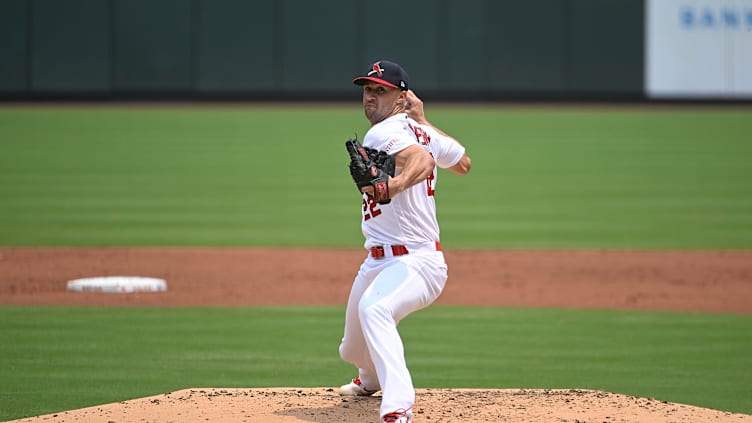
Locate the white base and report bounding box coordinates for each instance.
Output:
[66,276,167,293]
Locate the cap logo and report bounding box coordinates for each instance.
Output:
[367,61,385,77]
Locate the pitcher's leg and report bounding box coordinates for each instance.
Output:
[339,264,380,391]
[359,297,414,415]
[358,257,447,417]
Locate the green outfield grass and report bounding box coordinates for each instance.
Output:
[0,306,750,420]
[0,105,750,248]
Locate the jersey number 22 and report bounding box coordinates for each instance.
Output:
[363,171,436,221]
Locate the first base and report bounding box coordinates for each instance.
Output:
[66,276,167,293]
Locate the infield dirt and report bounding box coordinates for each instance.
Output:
[2,247,751,422]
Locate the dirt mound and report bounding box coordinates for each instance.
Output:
[8,388,751,423]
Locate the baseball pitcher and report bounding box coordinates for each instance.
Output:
[338,60,472,423]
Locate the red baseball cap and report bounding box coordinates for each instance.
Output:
[353,60,409,91]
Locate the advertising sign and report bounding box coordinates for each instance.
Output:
[646,0,752,98]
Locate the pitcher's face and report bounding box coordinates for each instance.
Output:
[361,82,404,125]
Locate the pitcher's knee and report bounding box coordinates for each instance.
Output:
[339,341,355,363]
[358,301,393,328]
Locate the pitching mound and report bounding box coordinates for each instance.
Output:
[9,388,751,423]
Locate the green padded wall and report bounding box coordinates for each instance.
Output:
[0,0,28,93]
[278,0,360,93]
[485,1,567,93]
[112,0,192,92]
[0,0,646,99]
[567,0,644,93]
[31,0,109,93]
[195,0,276,93]
[440,0,487,93]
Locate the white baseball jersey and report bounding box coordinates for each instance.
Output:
[360,113,465,249]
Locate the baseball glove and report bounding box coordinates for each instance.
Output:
[345,137,395,204]
[363,145,396,178]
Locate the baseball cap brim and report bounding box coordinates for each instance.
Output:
[352,76,399,89]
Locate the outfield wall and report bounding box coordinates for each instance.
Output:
[0,0,749,101]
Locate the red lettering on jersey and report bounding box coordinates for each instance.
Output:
[384,138,398,153]
[426,171,435,196]
[412,126,431,146]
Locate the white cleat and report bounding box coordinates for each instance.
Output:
[338,377,378,396]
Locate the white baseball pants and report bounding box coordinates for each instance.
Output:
[339,248,448,417]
